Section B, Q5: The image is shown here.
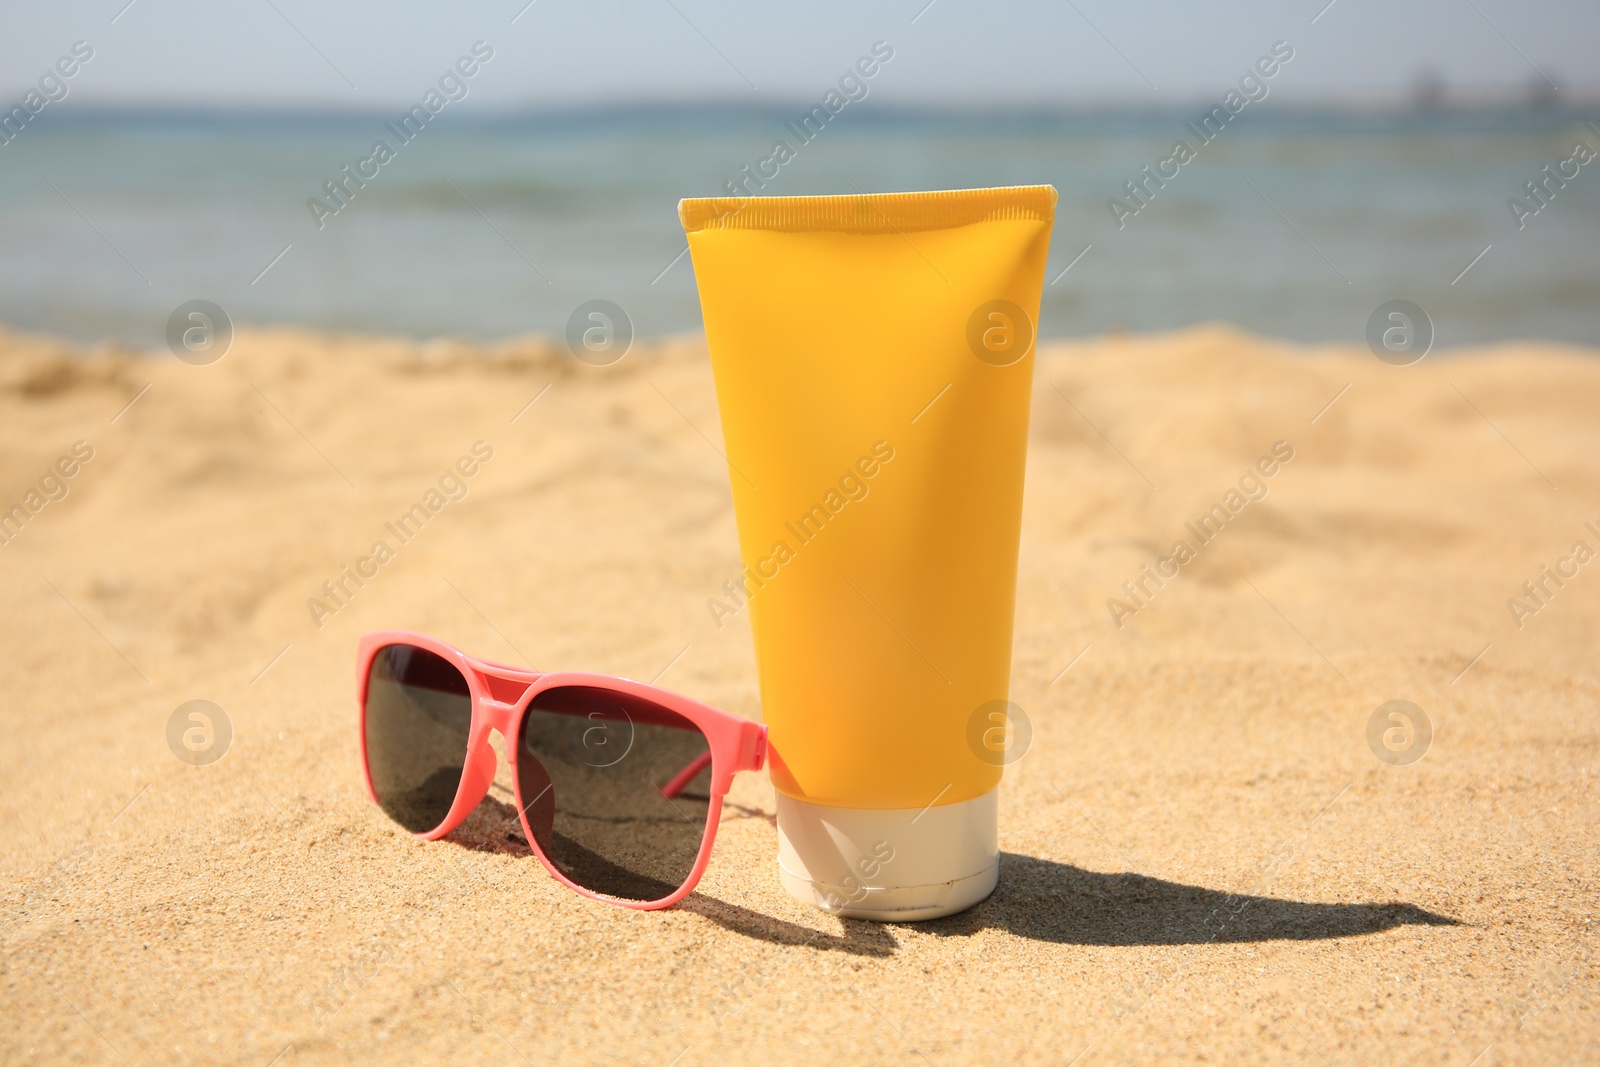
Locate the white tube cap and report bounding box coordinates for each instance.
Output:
[775,788,998,921]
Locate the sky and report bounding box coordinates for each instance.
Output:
[2,0,1597,111]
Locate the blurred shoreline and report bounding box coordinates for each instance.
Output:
[24,89,1600,125]
[3,102,1597,349]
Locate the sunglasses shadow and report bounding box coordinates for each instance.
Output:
[677,895,901,957]
[442,790,541,856]
[443,792,897,956]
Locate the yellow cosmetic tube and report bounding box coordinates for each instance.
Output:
[680,186,1055,920]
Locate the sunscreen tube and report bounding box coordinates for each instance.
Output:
[680,186,1055,920]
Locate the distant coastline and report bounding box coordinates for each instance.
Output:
[4,105,1597,350]
[23,92,1600,130]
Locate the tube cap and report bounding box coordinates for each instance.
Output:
[775,788,998,921]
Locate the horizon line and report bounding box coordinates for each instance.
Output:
[20,90,1600,125]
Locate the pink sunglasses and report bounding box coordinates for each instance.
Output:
[357,631,767,909]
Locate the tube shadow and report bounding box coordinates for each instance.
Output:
[682,853,1458,954]
[917,852,1460,946]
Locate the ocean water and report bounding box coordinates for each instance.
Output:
[2,106,1597,348]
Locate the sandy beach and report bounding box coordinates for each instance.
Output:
[1,322,1595,1065]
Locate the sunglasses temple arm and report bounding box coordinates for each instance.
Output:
[659,750,714,799]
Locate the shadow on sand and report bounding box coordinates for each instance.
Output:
[682,852,1457,958]
[444,798,1457,958]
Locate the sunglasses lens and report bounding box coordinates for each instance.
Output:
[364,644,472,833]
[516,687,713,903]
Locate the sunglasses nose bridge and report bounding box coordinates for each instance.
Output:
[472,670,532,739]
[478,697,519,738]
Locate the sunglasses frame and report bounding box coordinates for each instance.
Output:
[356,630,767,910]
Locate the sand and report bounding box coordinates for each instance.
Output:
[1,322,1595,1065]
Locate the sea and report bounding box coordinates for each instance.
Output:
[3,105,1597,349]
